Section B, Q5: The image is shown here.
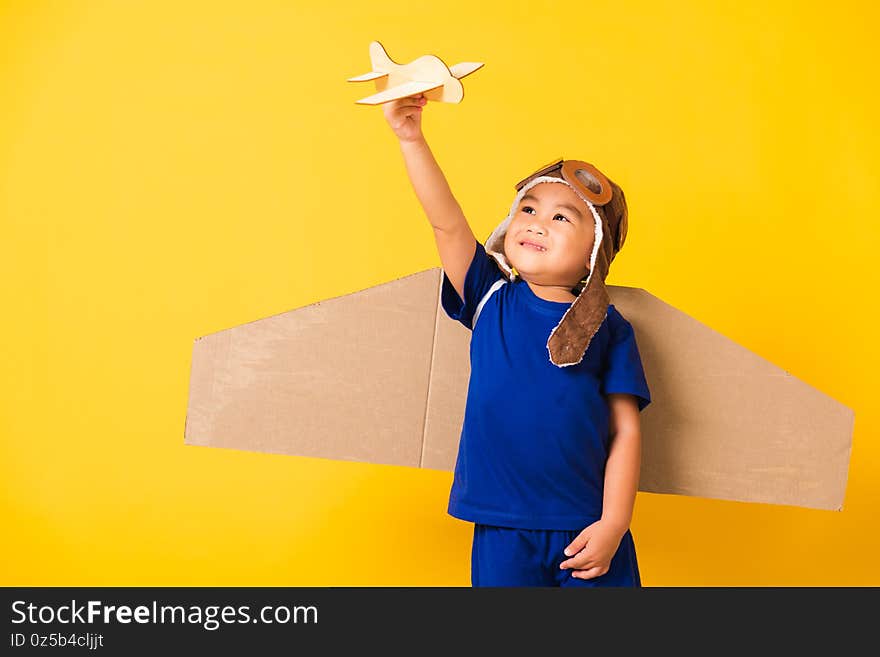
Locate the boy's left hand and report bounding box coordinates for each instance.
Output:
[559,519,626,580]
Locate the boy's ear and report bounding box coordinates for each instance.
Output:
[580,263,591,283]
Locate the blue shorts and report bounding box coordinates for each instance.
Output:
[471,523,642,587]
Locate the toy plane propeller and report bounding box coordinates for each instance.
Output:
[348,40,483,105]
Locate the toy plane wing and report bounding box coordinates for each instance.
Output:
[347,40,484,104]
[353,80,446,106]
[184,270,854,512]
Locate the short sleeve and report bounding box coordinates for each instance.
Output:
[600,306,652,412]
[440,239,505,330]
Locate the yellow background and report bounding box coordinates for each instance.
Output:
[2,0,878,586]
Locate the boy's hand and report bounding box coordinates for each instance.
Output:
[559,518,626,580]
[383,93,428,143]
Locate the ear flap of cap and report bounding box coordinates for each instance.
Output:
[547,274,611,367]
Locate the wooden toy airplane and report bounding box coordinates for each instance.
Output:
[347,40,484,105]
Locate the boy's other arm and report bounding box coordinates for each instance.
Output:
[560,393,642,579]
[601,393,642,535]
[399,137,477,301]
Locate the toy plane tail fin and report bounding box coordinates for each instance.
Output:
[347,41,397,83]
[368,40,395,72]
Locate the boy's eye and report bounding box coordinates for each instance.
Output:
[521,206,569,222]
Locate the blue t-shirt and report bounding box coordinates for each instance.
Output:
[440,238,652,530]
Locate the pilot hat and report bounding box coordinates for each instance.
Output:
[484,158,629,367]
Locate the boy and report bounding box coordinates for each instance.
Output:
[384,93,651,587]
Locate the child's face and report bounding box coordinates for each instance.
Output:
[503,182,595,288]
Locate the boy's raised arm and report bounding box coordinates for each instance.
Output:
[384,94,477,301]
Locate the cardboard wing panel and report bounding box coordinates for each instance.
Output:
[185,269,854,510]
[185,271,439,467]
[608,286,854,511]
[420,287,470,470]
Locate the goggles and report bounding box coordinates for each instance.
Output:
[513,157,613,206]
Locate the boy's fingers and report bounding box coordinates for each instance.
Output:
[397,94,426,108]
[398,99,426,113]
[571,566,604,580]
[386,103,416,119]
[563,533,589,557]
[394,105,424,122]
[560,551,595,570]
[388,94,423,108]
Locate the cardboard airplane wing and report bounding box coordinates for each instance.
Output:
[347,40,484,104]
[184,269,855,512]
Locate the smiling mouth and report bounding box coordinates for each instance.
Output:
[520,241,547,252]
